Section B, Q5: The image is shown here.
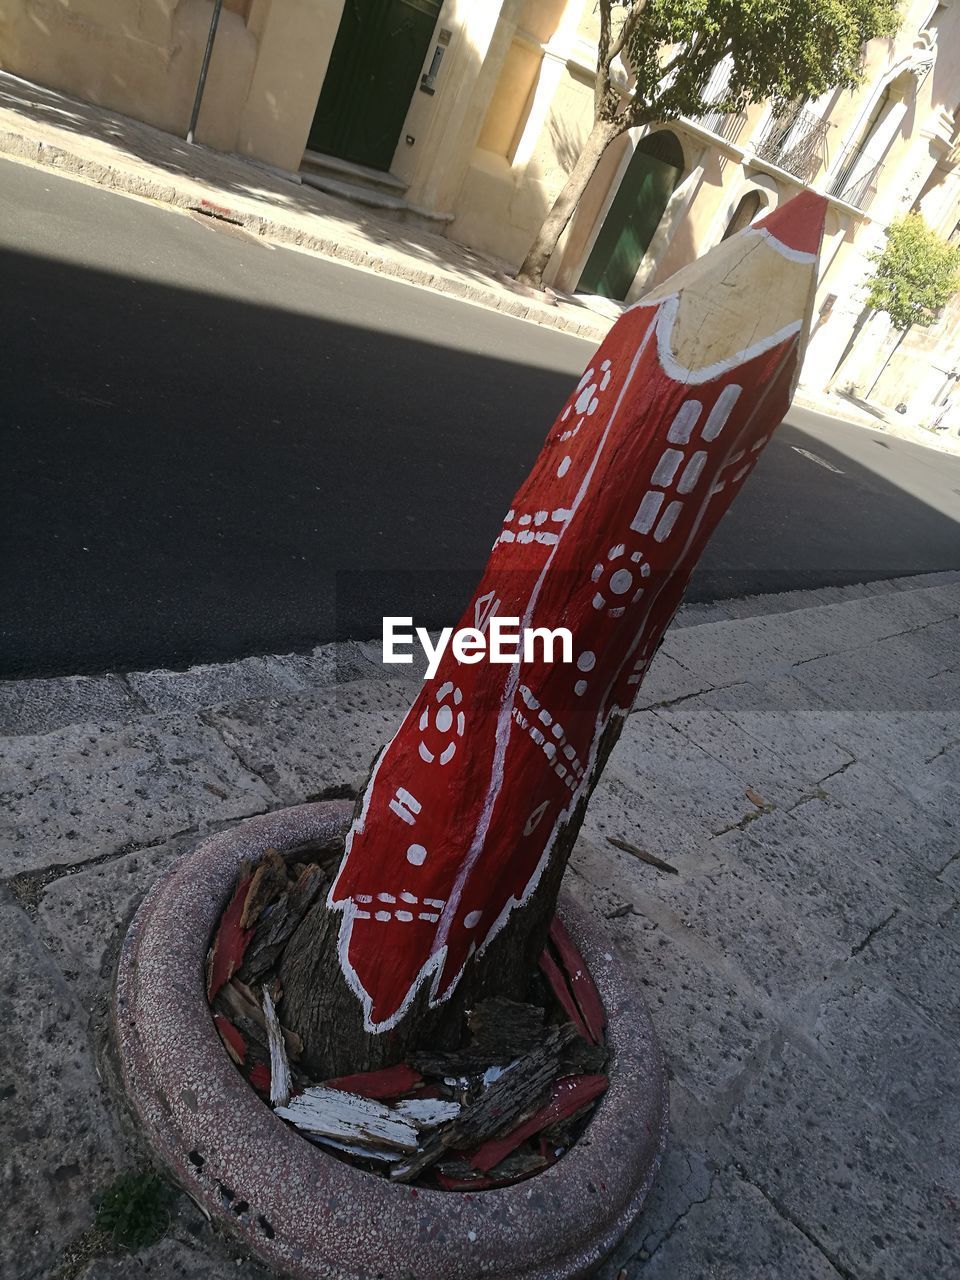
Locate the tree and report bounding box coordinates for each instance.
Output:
[515,0,900,289]
[280,193,829,1078]
[865,213,960,330]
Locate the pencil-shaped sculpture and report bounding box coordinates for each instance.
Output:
[324,191,827,1033]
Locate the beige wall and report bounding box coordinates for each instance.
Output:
[0,0,342,170]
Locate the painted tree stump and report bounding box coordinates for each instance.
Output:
[282,191,828,1070]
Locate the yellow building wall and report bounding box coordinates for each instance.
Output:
[0,0,341,171]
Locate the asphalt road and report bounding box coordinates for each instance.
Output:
[2,158,959,679]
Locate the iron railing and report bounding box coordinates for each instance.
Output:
[696,105,748,142]
[753,105,832,181]
[689,56,748,144]
[829,142,885,210]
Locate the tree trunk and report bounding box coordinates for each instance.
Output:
[516,118,620,290]
[279,717,624,1080]
[280,193,829,1084]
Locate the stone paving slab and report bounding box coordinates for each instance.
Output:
[811,979,960,1193]
[77,1234,271,1279]
[0,888,125,1280]
[0,573,957,1278]
[125,642,373,714]
[0,714,276,874]
[35,831,203,1009]
[721,1039,958,1280]
[0,673,144,737]
[206,678,411,805]
[616,1167,845,1280]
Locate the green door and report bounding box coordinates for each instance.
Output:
[578,131,684,300]
[309,0,443,172]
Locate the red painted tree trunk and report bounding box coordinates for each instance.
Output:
[281,192,829,1076]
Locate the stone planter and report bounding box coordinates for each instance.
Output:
[114,801,668,1279]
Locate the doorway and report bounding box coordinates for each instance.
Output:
[578,130,685,300]
[308,0,443,172]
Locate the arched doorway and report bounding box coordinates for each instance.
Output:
[578,130,685,301]
[722,190,766,240]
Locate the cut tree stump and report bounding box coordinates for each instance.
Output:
[279,193,828,1080]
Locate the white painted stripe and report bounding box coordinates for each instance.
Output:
[701,384,742,440]
[676,450,708,494]
[650,292,802,384]
[667,400,701,444]
[756,226,817,263]
[651,448,685,486]
[654,500,684,542]
[630,489,664,534]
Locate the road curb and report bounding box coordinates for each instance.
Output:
[0,124,610,344]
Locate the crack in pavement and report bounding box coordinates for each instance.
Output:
[734,1165,860,1280]
[640,1171,720,1266]
[850,908,898,957]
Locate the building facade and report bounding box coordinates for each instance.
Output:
[3,0,958,417]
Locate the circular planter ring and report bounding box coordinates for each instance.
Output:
[114,801,668,1279]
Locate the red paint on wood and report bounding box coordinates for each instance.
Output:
[538,948,592,1041]
[207,877,254,1000]
[214,1014,247,1066]
[323,1063,423,1100]
[549,916,606,1043]
[470,1074,609,1172]
[328,194,828,1032]
[248,1063,271,1095]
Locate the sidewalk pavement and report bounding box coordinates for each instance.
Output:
[1,571,958,1279]
[795,386,960,458]
[0,71,612,345]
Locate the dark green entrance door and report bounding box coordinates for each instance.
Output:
[578,131,684,300]
[309,0,443,172]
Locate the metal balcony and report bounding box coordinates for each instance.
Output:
[753,106,832,181]
[829,143,885,211]
[696,105,748,143]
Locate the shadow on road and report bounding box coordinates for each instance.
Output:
[2,247,958,678]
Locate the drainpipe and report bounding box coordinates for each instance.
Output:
[186,0,223,146]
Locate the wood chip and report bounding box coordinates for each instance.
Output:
[538,947,592,1041]
[436,1147,553,1190]
[323,1063,423,1100]
[746,786,768,808]
[206,876,255,999]
[548,917,606,1043]
[262,986,292,1108]
[606,835,678,874]
[389,1024,578,1183]
[240,848,289,928]
[470,1073,608,1172]
[217,980,302,1060]
[239,863,328,983]
[393,1097,461,1130]
[248,1062,271,1096]
[275,1087,420,1153]
[213,1014,246,1067]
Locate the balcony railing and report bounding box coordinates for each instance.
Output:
[829,142,885,211]
[689,55,747,144]
[753,106,832,181]
[696,105,748,142]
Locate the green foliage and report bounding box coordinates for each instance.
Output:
[865,214,960,329]
[605,0,901,125]
[94,1171,173,1251]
